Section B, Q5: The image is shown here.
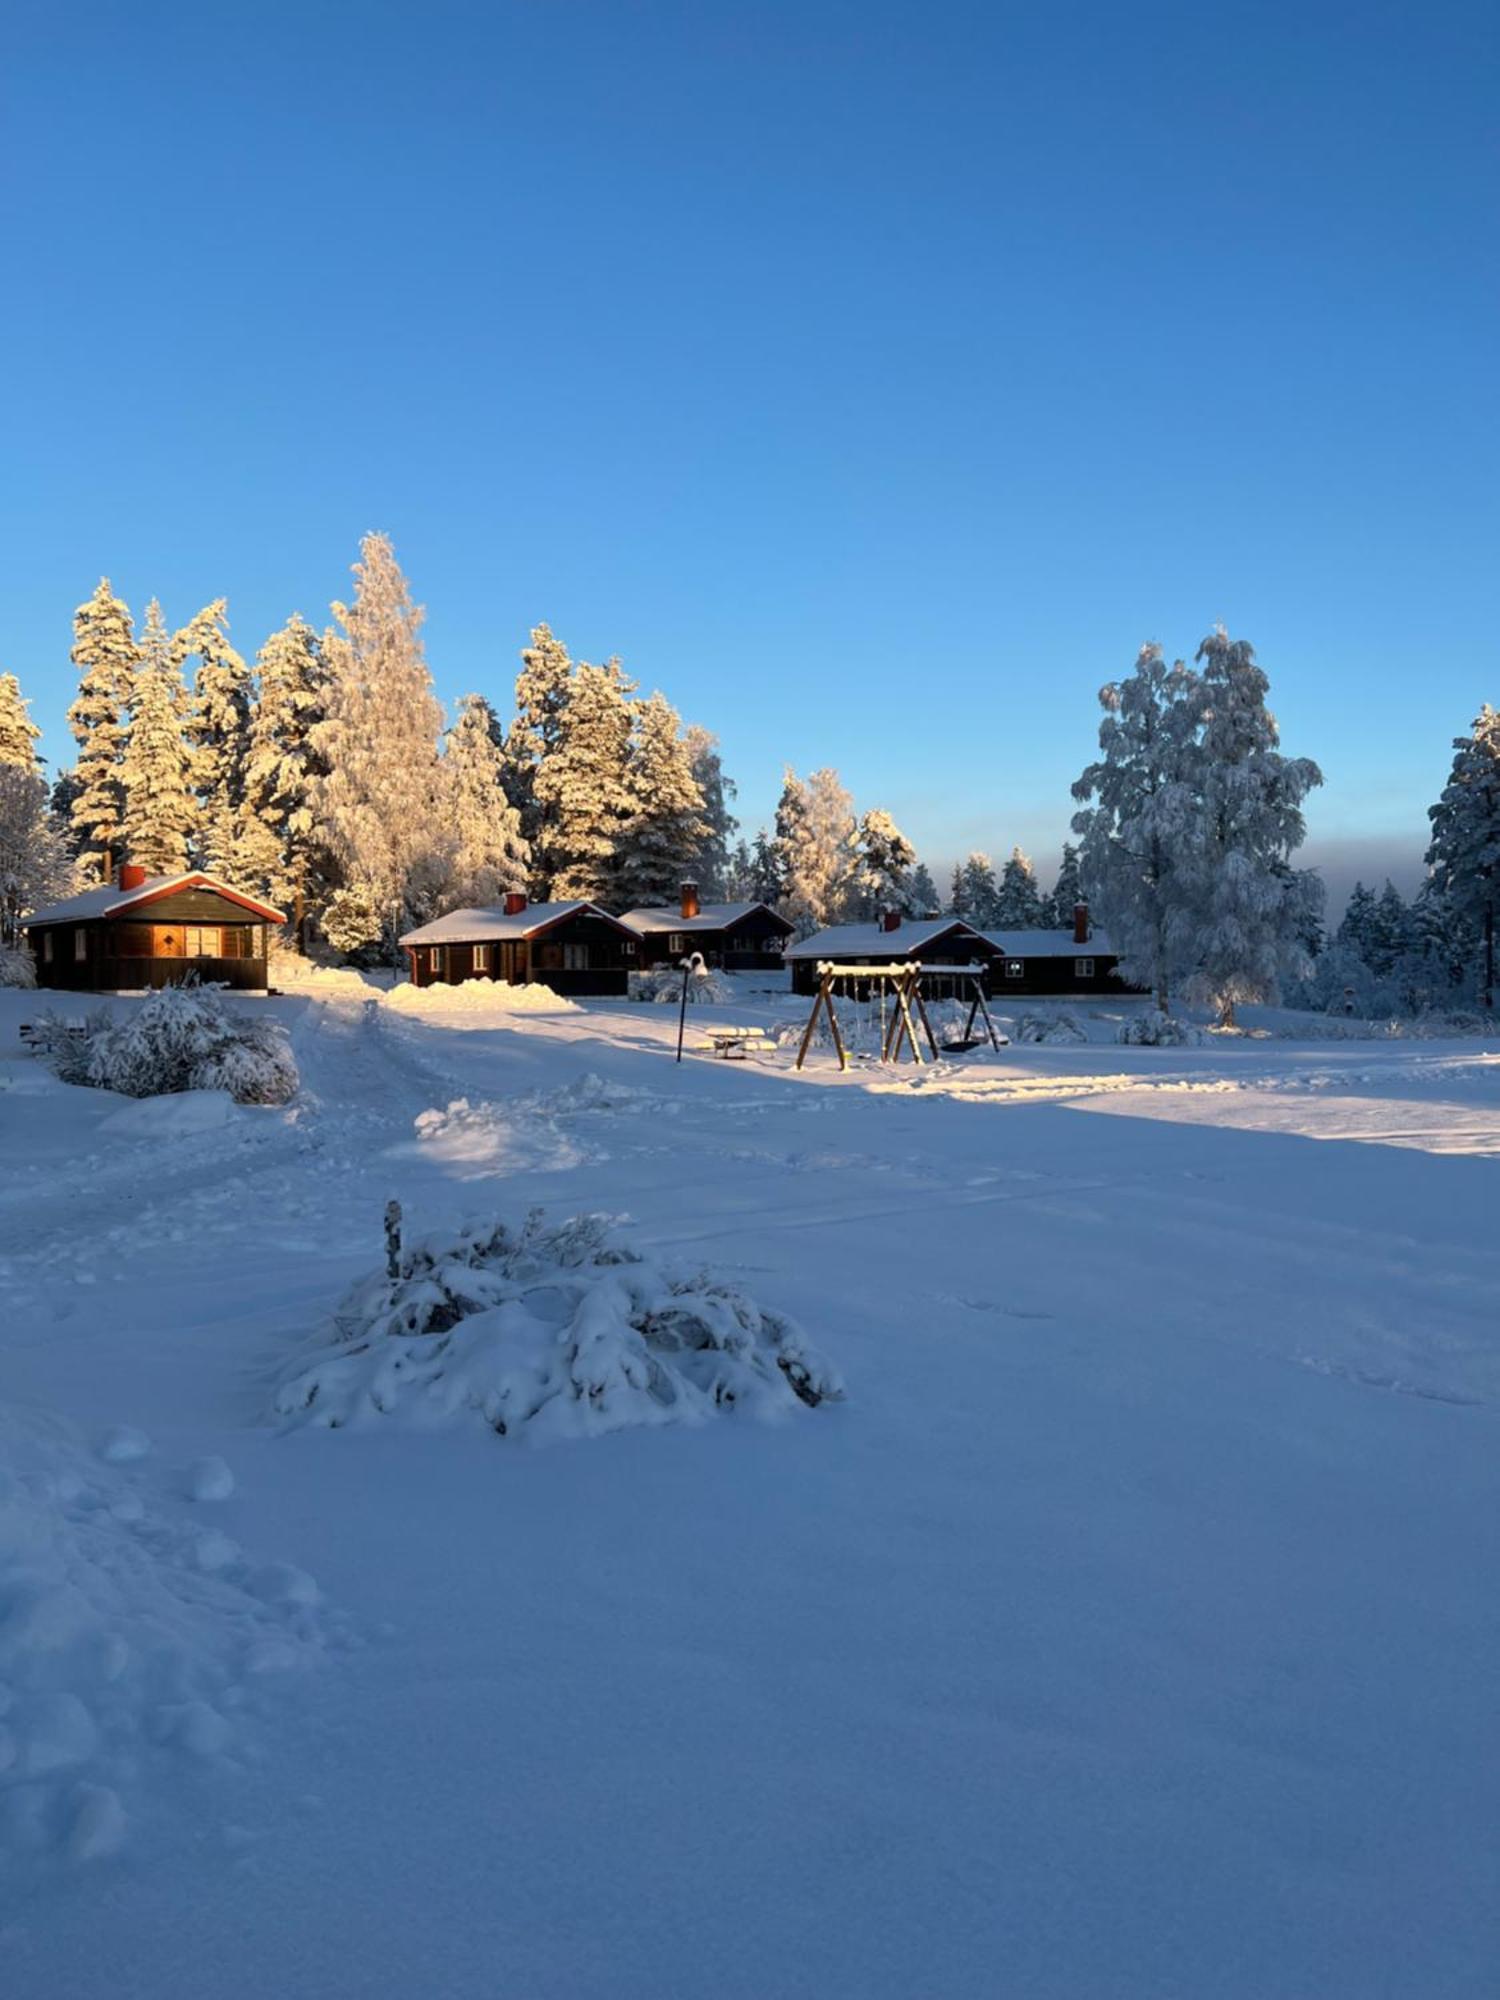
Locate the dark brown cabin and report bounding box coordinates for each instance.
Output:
[23,866,284,991]
[981,905,1134,996]
[621,883,794,971]
[400,897,635,997]
[782,915,995,997]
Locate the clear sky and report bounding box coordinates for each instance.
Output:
[4,0,1496,909]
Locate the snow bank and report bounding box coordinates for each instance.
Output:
[383,979,581,1017]
[275,1209,843,1441]
[31,986,298,1105]
[0,1405,332,1872]
[100,1088,239,1136]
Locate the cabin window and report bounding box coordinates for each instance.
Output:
[668,933,687,955]
[42,931,54,963]
[184,926,221,958]
[1005,959,1025,980]
[621,940,636,957]
[563,943,589,971]
[472,944,490,973]
[73,928,88,961]
[1075,957,1095,978]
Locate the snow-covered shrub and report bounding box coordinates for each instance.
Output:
[629,964,734,1004]
[32,985,298,1104]
[1016,1012,1087,1045]
[275,1207,843,1441]
[0,939,36,987]
[1117,1010,1202,1047]
[320,884,384,959]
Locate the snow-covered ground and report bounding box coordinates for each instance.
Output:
[2,977,1497,1996]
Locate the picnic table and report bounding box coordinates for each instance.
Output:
[698,1027,773,1060]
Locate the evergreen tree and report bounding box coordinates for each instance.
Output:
[531,657,636,901]
[616,692,710,908]
[312,533,452,950]
[1182,627,1323,1025]
[0,672,42,770]
[50,768,84,855]
[240,614,331,925]
[994,847,1045,928]
[747,830,785,907]
[120,600,198,876]
[772,767,860,935]
[1426,704,1500,1008]
[178,599,252,871]
[959,852,1000,928]
[0,765,73,944]
[682,724,738,900]
[67,578,139,881]
[908,861,940,917]
[1367,881,1411,976]
[1043,842,1082,928]
[1071,643,1205,1012]
[852,808,916,917]
[445,693,529,904]
[1336,881,1379,960]
[948,862,967,916]
[503,623,574,867]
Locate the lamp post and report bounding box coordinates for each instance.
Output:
[676,950,708,1063]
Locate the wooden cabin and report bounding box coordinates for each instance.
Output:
[782,915,994,997]
[621,883,794,971]
[981,904,1130,996]
[22,866,284,991]
[399,896,636,996]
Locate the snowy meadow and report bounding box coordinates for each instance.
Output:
[2,979,1496,1997]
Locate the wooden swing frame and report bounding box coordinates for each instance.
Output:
[795,961,1003,1070]
[921,965,1004,1055]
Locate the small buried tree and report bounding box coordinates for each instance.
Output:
[32,983,298,1103]
[275,1208,843,1440]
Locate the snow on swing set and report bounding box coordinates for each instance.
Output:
[794,961,1003,1070]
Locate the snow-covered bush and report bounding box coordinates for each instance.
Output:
[320,884,384,959]
[1016,1012,1087,1045]
[1117,1010,1202,1047]
[0,939,36,987]
[31,985,298,1104]
[629,964,734,1004]
[275,1207,843,1441]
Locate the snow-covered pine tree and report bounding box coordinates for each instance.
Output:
[1426,704,1500,1008]
[747,830,785,907]
[312,533,453,951]
[994,847,1045,928]
[531,657,636,902]
[1367,881,1411,976]
[0,672,42,769]
[948,862,967,917]
[120,600,199,877]
[908,861,940,917]
[239,613,331,926]
[852,808,916,918]
[682,724,738,900]
[1043,842,1082,928]
[1180,627,1324,1026]
[66,578,139,881]
[959,852,999,928]
[0,764,73,944]
[177,599,252,872]
[502,623,574,871]
[772,767,861,935]
[615,692,711,908]
[1336,882,1378,961]
[1070,644,1206,1012]
[445,693,529,905]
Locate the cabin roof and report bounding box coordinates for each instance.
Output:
[782,918,987,961]
[982,928,1115,957]
[399,901,636,946]
[24,871,286,928]
[620,901,790,935]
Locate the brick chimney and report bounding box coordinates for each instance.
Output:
[881,909,902,933]
[119,863,147,892]
[504,891,527,917]
[1073,901,1089,945]
[680,881,700,920]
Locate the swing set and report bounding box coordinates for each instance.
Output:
[794,961,1003,1070]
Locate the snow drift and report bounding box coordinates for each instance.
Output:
[275,1208,843,1440]
[384,978,581,1017]
[30,984,298,1105]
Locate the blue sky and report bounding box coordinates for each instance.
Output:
[4,0,1496,908]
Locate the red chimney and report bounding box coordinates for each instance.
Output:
[504,891,527,917]
[680,882,700,920]
[1073,901,1089,945]
[881,910,901,933]
[119,863,147,892]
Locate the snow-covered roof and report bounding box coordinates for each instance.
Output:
[24,872,286,928]
[783,919,988,961]
[982,928,1115,957]
[620,901,789,935]
[399,901,635,946]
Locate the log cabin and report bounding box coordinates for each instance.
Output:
[981,904,1131,996]
[621,882,794,971]
[782,913,994,997]
[399,895,636,996]
[22,866,284,991]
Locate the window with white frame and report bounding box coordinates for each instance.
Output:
[473,943,491,973]
[1075,957,1095,978]
[621,940,636,957]
[184,926,221,957]
[42,931,53,962]
[668,933,687,955]
[563,943,589,971]
[1005,959,1025,980]
[73,928,88,961]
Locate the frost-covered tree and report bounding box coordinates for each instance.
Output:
[502,623,574,864]
[616,692,710,908]
[0,765,73,944]
[1043,843,1082,929]
[1181,628,1324,1025]
[312,534,453,950]
[0,671,42,770]
[239,614,331,926]
[1427,704,1500,1008]
[67,578,139,881]
[682,724,738,900]
[772,767,860,935]
[1366,881,1411,977]
[852,808,916,918]
[994,847,1045,928]
[531,657,636,901]
[1336,881,1379,962]
[177,599,252,872]
[908,861,940,917]
[445,693,529,904]
[948,862,967,916]
[1071,644,1205,1012]
[120,600,199,876]
[958,852,999,928]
